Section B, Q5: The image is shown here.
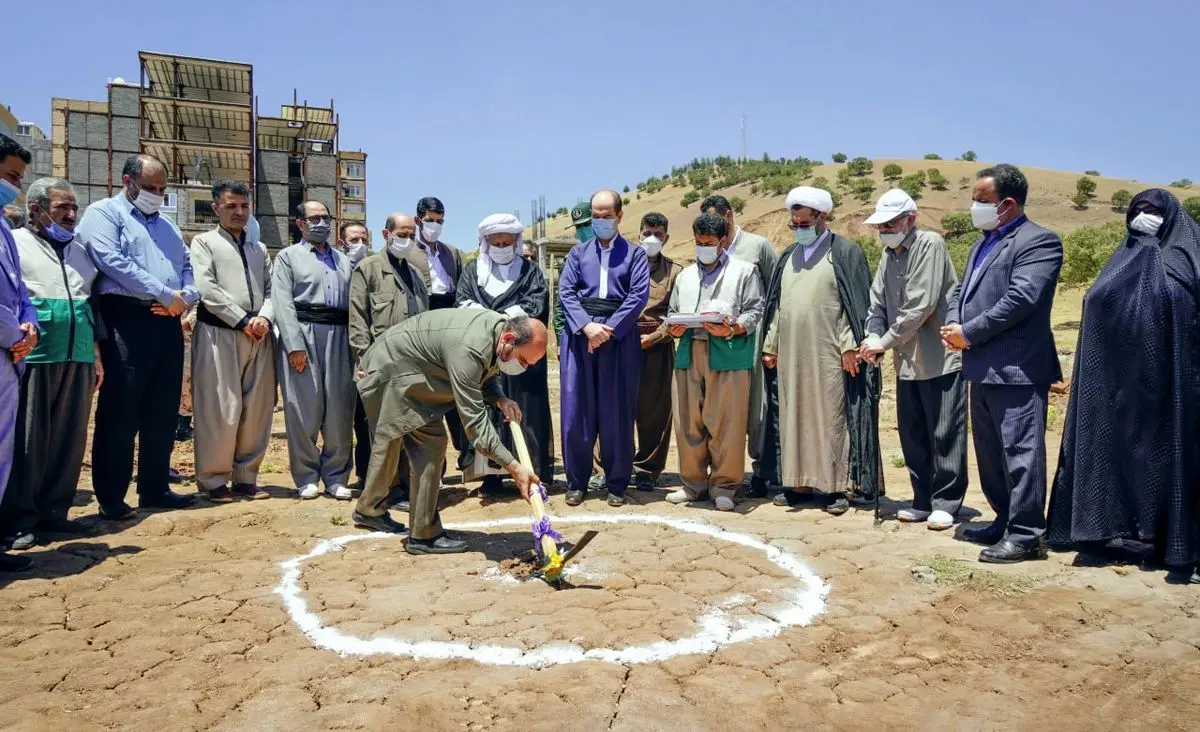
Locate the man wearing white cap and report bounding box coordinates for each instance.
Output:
[760,186,882,515]
[860,189,967,530]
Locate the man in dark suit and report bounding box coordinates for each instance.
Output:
[942,164,1063,564]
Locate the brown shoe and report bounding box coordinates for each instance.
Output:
[207,486,235,503]
[232,483,270,500]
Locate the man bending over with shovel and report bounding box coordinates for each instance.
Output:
[351,309,547,554]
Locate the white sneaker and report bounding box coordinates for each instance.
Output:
[714,496,735,512]
[897,507,931,523]
[327,484,353,501]
[665,489,690,504]
[927,510,956,531]
[298,483,319,500]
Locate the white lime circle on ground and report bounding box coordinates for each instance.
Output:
[276,514,830,668]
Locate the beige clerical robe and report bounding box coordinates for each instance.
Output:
[763,240,856,491]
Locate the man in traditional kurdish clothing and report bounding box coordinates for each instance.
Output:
[351,309,547,554]
[349,212,428,510]
[456,214,554,495]
[859,189,967,531]
[3,178,96,553]
[0,135,38,572]
[700,195,778,498]
[761,186,882,515]
[188,181,275,503]
[409,196,469,473]
[665,213,764,512]
[273,200,356,501]
[559,189,650,507]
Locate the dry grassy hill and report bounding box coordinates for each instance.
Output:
[532,158,1193,261]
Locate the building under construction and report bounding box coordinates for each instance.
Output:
[44,50,367,251]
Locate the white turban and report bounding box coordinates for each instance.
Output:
[476,213,525,286]
[785,186,834,214]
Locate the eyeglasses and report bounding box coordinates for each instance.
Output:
[304,215,331,225]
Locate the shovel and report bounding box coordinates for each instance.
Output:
[508,421,597,587]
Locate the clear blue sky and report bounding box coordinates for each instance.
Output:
[5,0,1198,249]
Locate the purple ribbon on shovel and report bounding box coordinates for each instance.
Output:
[531,516,563,556]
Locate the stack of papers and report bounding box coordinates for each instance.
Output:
[666,313,725,327]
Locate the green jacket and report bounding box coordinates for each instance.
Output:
[13,226,99,363]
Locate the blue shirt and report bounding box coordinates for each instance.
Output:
[967,214,1027,292]
[77,194,199,306]
[311,243,348,310]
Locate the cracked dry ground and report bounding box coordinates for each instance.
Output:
[3,388,1200,731]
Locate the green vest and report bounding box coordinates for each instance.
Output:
[674,329,755,372]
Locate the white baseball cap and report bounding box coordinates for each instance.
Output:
[865,189,918,225]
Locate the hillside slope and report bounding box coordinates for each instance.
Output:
[534,158,1193,260]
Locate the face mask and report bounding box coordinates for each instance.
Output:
[43,219,75,244]
[346,242,367,265]
[575,225,593,243]
[306,221,332,244]
[0,179,19,208]
[419,221,443,243]
[387,236,411,258]
[879,230,907,249]
[591,218,617,240]
[970,201,1001,231]
[641,235,663,258]
[695,245,719,265]
[131,185,164,216]
[1130,213,1164,237]
[499,343,527,375]
[489,245,516,265]
[794,226,818,247]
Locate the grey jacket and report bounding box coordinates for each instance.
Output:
[190,227,274,328]
[349,251,429,365]
[728,227,778,291]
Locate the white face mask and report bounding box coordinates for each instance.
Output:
[879,229,908,249]
[970,201,1001,231]
[345,242,367,265]
[695,245,719,265]
[498,343,527,375]
[387,236,412,258]
[1130,213,1164,237]
[489,245,516,265]
[419,221,443,243]
[131,186,164,216]
[641,235,663,258]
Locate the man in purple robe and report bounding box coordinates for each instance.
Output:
[558,189,650,507]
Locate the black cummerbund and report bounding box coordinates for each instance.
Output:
[197,303,257,330]
[295,302,349,326]
[581,297,621,317]
[429,293,456,310]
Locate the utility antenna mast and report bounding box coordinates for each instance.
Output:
[740,113,747,161]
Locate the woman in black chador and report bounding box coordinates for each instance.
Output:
[1048,189,1200,583]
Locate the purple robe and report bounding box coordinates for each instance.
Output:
[0,220,39,502]
[558,236,650,494]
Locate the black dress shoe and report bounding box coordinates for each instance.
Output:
[746,476,770,499]
[98,502,137,520]
[962,523,1005,545]
[37,517,90,535]
[167,468,184,484]
[0,552,32,573]
[405,533,468,555]
[979,539,1047,564]
[823,493,850,516]
[565,489,585,506]
[607,492,626,507]
[634,474,656,492]
[352,510,406,534]
[479,475,508,497]
[773,489,816,507]
[175,414,194,442]
[139,490,196,510]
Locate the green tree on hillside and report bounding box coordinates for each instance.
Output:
[811,176,830,190]
[622,185,630,193]
[622,197,630,206]
[848,157,874,177]
[853,235,883,276]
[941,212,976,238]
[958,176,972,190]
[1111,189,1133,213]
[927,168,950,191]
[1172,179,1194,188]
[959,150,978,162]
[946,232,977,276]
[836,167,854,188]
[680,190,701,208]
[1184,197,1200,224]
[853,177,877,202]
[924,153,942,160]
[832,152,848,163]
[883,163,903,181]
[1085,170,1101,176]
[1061,221,1126,285]
[1071,191,1091,209]
[1076,176,1098,198]
[729,196,746,214]
[899,174,924,199]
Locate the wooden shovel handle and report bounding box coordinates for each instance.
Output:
[508,421,559,562]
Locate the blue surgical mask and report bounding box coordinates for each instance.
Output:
[575,225,593,243]
[44,220,75,243]
[0,179,19,208]
[591,218,617,241]
[794,226,818,246]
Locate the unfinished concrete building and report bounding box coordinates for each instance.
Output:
[338,150,367,229]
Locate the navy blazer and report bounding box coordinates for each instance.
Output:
[949,217,1063,386]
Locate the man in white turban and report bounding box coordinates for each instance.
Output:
[455,214,554,495]
[759,186,883,515]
